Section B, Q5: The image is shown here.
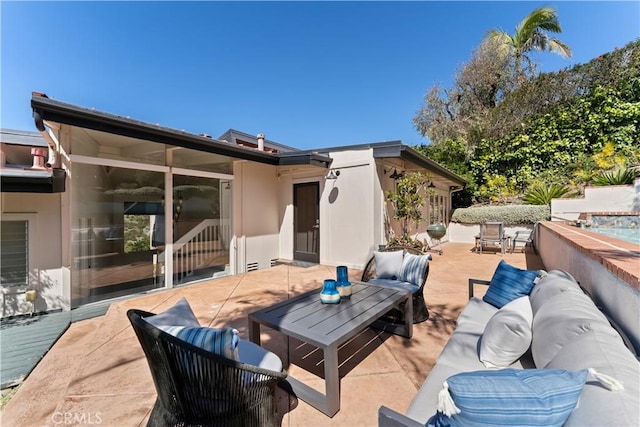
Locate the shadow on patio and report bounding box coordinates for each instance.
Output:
[1,242,542,427]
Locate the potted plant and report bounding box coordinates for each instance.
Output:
[385,171,430,249]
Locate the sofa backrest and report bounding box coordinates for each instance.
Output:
[529,270,640,426]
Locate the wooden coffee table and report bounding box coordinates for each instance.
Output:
[248,281,412,417]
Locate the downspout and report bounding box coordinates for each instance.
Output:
[33,109,58,168]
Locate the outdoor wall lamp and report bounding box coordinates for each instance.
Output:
[326,169,340,180]
[389,168,404,180]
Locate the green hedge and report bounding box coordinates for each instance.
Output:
[451,205,550,225]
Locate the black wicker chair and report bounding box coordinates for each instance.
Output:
[361,246,430,323]
[127,309,287,427]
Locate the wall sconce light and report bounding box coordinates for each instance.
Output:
[326,169,340,180]
[389,168,404,180]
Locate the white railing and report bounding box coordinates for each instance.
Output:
[160,219,230,281]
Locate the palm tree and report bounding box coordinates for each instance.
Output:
[486,6,572,82]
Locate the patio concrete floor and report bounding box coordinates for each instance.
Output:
[1,242,544,427]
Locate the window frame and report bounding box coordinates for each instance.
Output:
[1,213,39,289]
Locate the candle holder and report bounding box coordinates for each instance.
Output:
[336,265,352,298]
[320,279,341,304]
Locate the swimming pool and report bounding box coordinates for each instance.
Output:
[590,227,640,245]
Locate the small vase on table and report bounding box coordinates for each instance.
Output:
[336,265,352,298]
[320,279,341,304]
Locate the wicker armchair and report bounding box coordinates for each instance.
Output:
[361,247,430,323]
[127,309,287,427]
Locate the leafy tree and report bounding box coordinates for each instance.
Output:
[414,139,475,207]
[413,33,638,204]
[486,6,571,83]
[414,39,513,150]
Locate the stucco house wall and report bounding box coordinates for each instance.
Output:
[1,193,65,314]
[319,149,375,268]
[232,161,280,273]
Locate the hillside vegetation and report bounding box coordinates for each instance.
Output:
[414,39,640,206]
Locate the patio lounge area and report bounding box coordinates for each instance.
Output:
[1,242,543,426]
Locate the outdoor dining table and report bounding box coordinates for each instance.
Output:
[248,281,412,417]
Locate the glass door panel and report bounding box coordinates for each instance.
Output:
[172,175,230,285]
[71,164,164,307]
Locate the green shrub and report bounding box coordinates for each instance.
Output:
[523,183,572,205]
[591,167,637,185]
[451,205,550,225]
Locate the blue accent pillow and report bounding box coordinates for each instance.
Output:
[427,368,588,427]
[483,260,540,308]
[161,326,240,360]
[398,253,430,287]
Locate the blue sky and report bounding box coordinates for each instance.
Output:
[2,1,638,150]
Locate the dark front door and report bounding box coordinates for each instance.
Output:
[294,182,320,263]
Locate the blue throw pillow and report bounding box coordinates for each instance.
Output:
[161,326,240,360]
[483,260,540,308]
[427,368,588,427]
[398,253,430,287]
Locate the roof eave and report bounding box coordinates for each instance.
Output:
[373,144,466,186]
[0,168,66,193]
[31,95,280,165]
[277,152,332,168]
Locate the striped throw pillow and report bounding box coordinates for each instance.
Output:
[483,260,540,308]
[398,253,430,288]
[162,326,240,360]
[428,368,588,427]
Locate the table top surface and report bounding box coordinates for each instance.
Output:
[248,281,410,348]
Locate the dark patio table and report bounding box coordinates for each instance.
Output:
[248,281,412,417]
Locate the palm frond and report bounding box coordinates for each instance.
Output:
[548,38,572,58]
[485,29,514,58]
[513,6,566,54]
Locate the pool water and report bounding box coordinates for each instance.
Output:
[590,227,640,245]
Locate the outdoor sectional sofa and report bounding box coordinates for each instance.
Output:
[379,262,640,427]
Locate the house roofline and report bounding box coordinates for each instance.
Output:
[0,168,66,193]
[218,129,298,153]
[1,128,48,147]
[302,140,466,185]
[31,94,331,168]
[391,144,466,186]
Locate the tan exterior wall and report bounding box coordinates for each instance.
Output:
[320,150,375,268]
[232,161,280,273]
[1,193,66,314]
